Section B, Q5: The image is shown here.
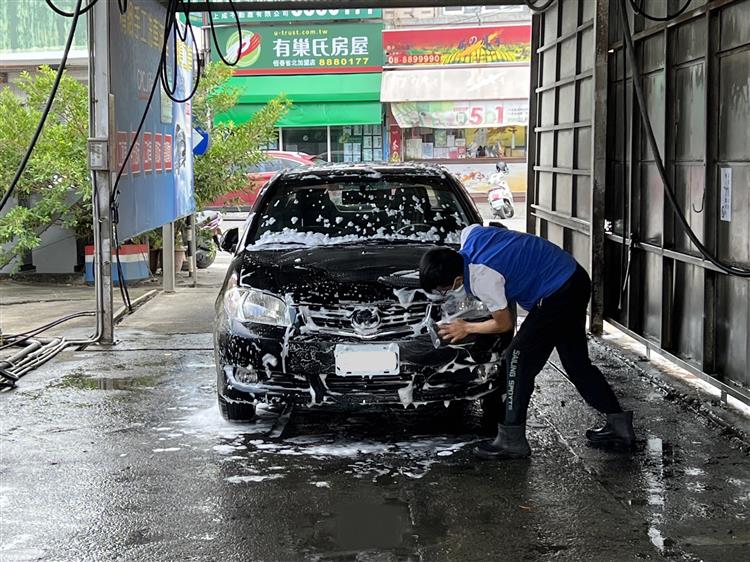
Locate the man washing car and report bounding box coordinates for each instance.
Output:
[419,224,635,459]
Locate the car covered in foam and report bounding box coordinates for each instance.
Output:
[214,163,511,421]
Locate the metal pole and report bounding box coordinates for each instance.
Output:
[589,0,610,335]
[326,125,332,162]
[278,127,283,150]
[90,0,114,344]
[163,222,175,293]
[190,214,198,287]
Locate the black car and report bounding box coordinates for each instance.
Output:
[214,164,511,421]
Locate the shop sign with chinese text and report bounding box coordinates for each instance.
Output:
[384,25,530,66]
[215,23,383,75]
[391,100,529,129]
[200,8,381,24]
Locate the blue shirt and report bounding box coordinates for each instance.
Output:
[459,225,577,311]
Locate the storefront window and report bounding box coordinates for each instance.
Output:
[330,125,383,163]
[403,126,527,160]
[281,127,328,158]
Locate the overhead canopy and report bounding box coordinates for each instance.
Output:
[381,66,530,103]
[230,73,381,104]
[218,73,382,127]
[221,101,382,127]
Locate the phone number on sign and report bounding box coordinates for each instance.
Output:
[388,54,442,65]
[318,57,370,66]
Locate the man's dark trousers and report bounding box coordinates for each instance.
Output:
[503,264,622,425]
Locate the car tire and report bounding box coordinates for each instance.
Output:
[218,395,256,422]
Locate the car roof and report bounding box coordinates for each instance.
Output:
[280,162,450,179]
[266,150,313,160]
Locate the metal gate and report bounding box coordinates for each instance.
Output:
[528,0,750,405]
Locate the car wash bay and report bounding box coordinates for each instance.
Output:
[2,1,749,561]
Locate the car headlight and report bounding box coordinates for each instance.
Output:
[224,278,290,326]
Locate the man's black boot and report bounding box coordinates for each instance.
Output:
[586,411,635,448]
[473,423,531,460]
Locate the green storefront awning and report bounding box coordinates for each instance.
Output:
[222,101,382,127]
[217,73,382,127]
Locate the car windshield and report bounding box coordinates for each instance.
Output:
[249,176,471,247]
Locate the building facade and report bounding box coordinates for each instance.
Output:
[209,8,385,163]
[0,1,89,274]
[381,5,532,197]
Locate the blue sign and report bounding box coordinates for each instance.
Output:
[192,127,209,156]
[110,0,195,240]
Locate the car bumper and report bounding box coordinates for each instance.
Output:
[215,316,509,409]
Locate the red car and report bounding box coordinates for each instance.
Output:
[205,151,317,210]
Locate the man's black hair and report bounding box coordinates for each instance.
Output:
[419,247,464,292]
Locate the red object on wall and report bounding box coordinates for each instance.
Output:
[163,134,173,171]
[383,25,531,66]
[129,133,141,174]
[154,133,163,172]
[389,124,402,162]
[142,132,153,172]
[116,132,129,174]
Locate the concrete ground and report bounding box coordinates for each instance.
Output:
[1,247,749,562]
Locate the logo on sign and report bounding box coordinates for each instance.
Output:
[227,31,262,68]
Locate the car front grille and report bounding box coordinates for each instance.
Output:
[298,301,431,339]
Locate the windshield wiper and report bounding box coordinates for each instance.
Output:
[357,237,434,245]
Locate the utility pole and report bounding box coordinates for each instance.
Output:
[89,0,114,344]
[163,222,176,293]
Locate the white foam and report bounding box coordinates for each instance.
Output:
[225,474,285,484]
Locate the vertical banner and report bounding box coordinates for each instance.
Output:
[110,0,195,240]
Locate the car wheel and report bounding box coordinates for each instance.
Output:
[218,394,256,422]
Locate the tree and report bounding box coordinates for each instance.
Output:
[191,62,290,210]
[0,66,90,270]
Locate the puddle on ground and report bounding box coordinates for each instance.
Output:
[299,497,424,560]
[173,405,484,482]
[55,371,162,391]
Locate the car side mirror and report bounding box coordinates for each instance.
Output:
[220,228,239,253]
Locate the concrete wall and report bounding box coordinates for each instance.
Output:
[528,0,750,403]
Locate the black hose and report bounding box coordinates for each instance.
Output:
[0,312,95,352]
[0,0,85,214]
[619,0,750,277]
[43,0,97,18]
[629,0,693,22]
[206,0,243,66]
[524,0,557,13]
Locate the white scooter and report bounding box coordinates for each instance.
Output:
[487,161,515,219]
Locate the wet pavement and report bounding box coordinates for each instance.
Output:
[2,254,749,562]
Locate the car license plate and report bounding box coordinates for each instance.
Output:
[334,343,400,376]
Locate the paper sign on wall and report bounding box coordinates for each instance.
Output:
[720,167,732,222]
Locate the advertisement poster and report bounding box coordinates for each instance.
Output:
[391,99,529,129]
[384,25,530,66]
[111,0,195,240]
[216,22,383,75]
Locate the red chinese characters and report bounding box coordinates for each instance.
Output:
[163,134,173,171]
[142,132,153,172]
